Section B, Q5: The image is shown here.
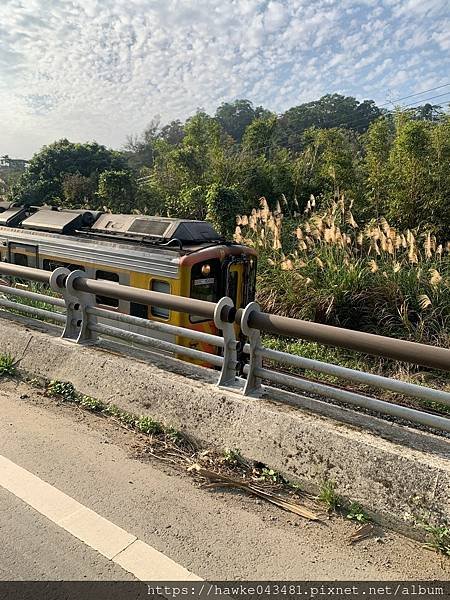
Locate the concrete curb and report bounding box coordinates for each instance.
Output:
[1,314,449,539]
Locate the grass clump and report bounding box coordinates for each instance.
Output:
[347,502,371,523]
[318,480,342,512]
[45,381,184,444]
[0,353,16,377]
[223,448,242,466]
[80,395,104,412]
[236,196,450,349]
[136,415,163,435]
[102,403,138,427]
[3,281,62,323]
[47,380,77,402]
[423,523,450,556]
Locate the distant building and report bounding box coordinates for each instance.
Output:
[0,155,29,170]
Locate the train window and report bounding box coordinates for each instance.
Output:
[12,253,28,267]
[9,243,37,268]
[150,280,170,319]
[130,302,148,319]
[43,259,85,272]
[95,270,119,307]
[227,270,238,308]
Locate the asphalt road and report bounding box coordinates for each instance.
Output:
[0,378,448,581]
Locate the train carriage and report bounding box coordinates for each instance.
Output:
[0,204,257,358]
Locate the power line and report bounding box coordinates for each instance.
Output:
[401,90,450,107]
[253,83,450,150]
[378,83,450,108]
[330,90,450,133]
[246,88,450,155]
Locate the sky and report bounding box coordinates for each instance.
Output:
[1,0,449,159]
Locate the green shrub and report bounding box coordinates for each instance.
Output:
[136,415,163,435]
[223,448,242,466]
[80,395,104,412]
[347,502,371,523]
[47,380,77,402]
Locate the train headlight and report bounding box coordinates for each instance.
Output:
[201,264,211,276]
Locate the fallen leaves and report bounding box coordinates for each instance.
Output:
[348,523,375,545]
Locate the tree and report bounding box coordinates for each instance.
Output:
[364,118,394,217]
[387,115,433,228]
[165,185,207,219]
[215,99,270,143]
[278,94,382,149]
[96,170,135,213]
[125,116,161,171]
[408,103,446,122]
[206,184,243,236]
[242,115,278,158]
[301,127,362,200]
[121,96,449,232]
[387,113,450,231]
[12,139,126,207]
[151,111,223,203]
[159,120,185,146]
[62,173,97,208]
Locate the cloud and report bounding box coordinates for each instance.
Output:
[0,0,449,158]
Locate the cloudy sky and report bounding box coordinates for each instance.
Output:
[1,0,449,158]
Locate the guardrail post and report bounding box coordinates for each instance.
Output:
[241,302,263,396]
[66,270,98,344]
[49,267,79,341]
[50,268,97,344]
[214,296,238,388]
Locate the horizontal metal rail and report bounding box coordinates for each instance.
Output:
[244,365,450,433]
[0,263,235,322]
[0,297,66,323]
[252,345,450,408]
[87,306,224,348]
[89,321,224,367]
[0,284,66,308]
[75,278,235,322]
[237,308,450,372]
[0,263,51,284]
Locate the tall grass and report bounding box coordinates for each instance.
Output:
[235,196,450,347]
[1,280,62,323]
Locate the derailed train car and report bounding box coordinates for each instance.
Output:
[0,203,257,357]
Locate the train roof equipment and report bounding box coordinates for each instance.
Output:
[0,206,225,249]
[90,214,222,244]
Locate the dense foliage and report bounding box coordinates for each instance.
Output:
[9,95,449,239]
[11,139,126,207]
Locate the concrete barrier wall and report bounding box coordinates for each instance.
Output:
[0,313,449,538]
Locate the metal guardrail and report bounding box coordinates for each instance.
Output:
[0,263,449,434]
[0,264,237,387]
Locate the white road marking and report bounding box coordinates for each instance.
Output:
[114,539,202,581]
[0,454,202,581]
